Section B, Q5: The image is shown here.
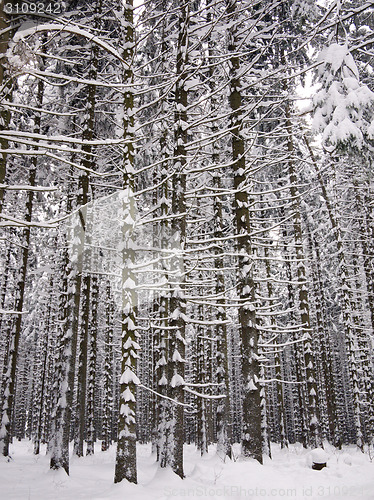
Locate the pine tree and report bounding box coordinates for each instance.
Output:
[226,0,262,464]
[114,0,139,484]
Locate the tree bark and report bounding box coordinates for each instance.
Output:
[226,0,262,463]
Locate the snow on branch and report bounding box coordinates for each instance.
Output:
[138,384,195,411]
[259,335,308,349]
[13,23,129,68]
[0,309,28,315]
[0,183,58,192]
[0,130,125,147]
[259,378,304,385]
[183,386,227,400]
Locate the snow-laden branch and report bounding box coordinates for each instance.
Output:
[259,335,308,349]
[138,384,195,411]
[183,387,226,400]
[0,131,125,147]
[13,23,129,68]
[0,309,28,315]
[0,183,57,192]
[259,379,304,385]
[0,212,57,228]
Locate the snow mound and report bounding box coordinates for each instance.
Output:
[311,448,329,464]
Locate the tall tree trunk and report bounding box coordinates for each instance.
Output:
[101,282,114,452]
[226,0,262,463]
[49,148,82,473]
[73,3,100,454]
[0,72,44,456]
[286,107,321,448]
[0,5,12,214]
[213,175,232,459]
[305,223,340,446]
[264,245,287,449]
[74,274,90,457]
[114,0,139,484]
[304,136,363,449]
[33,277,54,455]
[165,0,190,479]
[86,273,98,455]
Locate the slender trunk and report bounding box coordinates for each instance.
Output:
[33,279,54,454]
[213,175,232,459]
[101,283,114,452]
[305,224,340,446]
[281,222,308,447]
[86,274,98,455]
[74,274,90,457]
[196,306,208,456]
[304,136,363,449]
[0,6,12,213]
[0,71,44,455]
[49,161,80,473]
[286,108,321,448]
[73,10,99,453]
[264,246,287,449]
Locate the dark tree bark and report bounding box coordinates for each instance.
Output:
[226,0,262,463]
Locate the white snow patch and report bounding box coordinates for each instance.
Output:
[0,441,373,499]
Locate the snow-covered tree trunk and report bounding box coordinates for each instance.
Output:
[33,277,54,455]
[74,273,90,457]
[49,223,80,473]
[101,282,114,452]
[151,0,174,467]
[195,304,208,456]
[73,16,100,456]
[206,0,232,456]
[304,137,363,449]
[167,0,190,479]
[0,4,12,214]
[285,101,321,449]
[157,161,173,468]
[362,190,374,337]
[114,183,139,484]
[305,222,340,446]
[264,246,287,449]
[226,0,262,464]
[0,73,43,456]
[49,153,82,473]
[86,273,98,455]
[114,0,139,484]
[0,246,11,347]
[213,174,232,460]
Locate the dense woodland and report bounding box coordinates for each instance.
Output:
[0,0,374,485]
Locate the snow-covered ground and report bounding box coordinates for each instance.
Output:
[0,440,373,499]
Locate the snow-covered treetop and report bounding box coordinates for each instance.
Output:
[312,43,374,153]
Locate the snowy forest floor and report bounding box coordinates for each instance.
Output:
[0,441,373,500]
